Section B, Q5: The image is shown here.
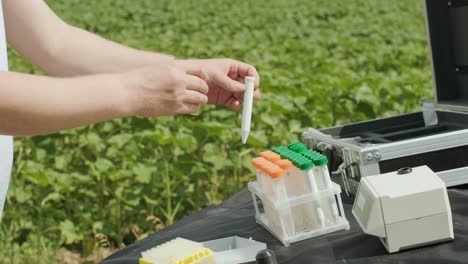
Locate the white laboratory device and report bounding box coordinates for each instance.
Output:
[352,165,454,253]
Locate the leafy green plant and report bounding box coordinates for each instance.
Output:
[0,0,432,263]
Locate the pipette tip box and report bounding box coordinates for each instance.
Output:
[139,236,266,264]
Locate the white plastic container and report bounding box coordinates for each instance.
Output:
[202,236,266,264]
[248,181,349,246]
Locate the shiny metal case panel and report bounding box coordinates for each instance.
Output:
[302,0,468,195]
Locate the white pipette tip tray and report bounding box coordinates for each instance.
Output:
[202,236,266,264]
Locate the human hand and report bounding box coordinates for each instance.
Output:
[123,63,209,117]
[175,59,261,110]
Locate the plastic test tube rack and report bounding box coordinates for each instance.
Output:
[248,142,350,246]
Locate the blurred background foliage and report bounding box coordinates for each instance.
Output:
[0,0,432,263]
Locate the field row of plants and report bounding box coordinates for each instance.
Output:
[0,0,432,263]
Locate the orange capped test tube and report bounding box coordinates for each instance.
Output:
[260,151,281,163]
[252,157,269,194]
[264,162,295,236]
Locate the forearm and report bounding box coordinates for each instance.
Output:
[0,71,130,136]
[40,25,174,76]
[4,0,173,77]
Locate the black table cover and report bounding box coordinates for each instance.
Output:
[102,187,468,264]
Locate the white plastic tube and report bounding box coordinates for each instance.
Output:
[272,177,288,202]
[241,76,255,144]
[305,169,325,228]
[255,168,264,189]
[283,167,297,197]
[315,166,340,223]
[286,166,305,197]
[271,177,295,236]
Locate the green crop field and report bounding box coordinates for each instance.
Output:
[0,0,432,263]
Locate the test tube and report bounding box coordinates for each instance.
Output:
[265,163,295,237]
[260,164,271,195]
[274,147,310,197]
[275,159,294,197]
[286,147,334,227]
[299,158,325,228]
[302,149,341,223]
[268,165,288,202]
[241,76,255,144]
[313,154,340,223]
[260,151,281,195]
[252,157,267,192]
[274,147,296,194]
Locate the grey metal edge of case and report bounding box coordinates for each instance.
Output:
[302,0,468,195]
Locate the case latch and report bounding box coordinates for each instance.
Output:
[422,100,439,127]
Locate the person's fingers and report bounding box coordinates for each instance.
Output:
[185,74,209,94]
[178,103,201,114]
[213,73,245,93]
[224,96,241,110]
[253,89,261,101]
[237,77,260,101]
[183,90,208,105]
[246,66,260,89]
[178,60,209,81]
[231,60,260,88]
[229,61,261,103]
[232,100,241,110]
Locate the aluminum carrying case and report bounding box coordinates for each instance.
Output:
[302,0,468,195]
